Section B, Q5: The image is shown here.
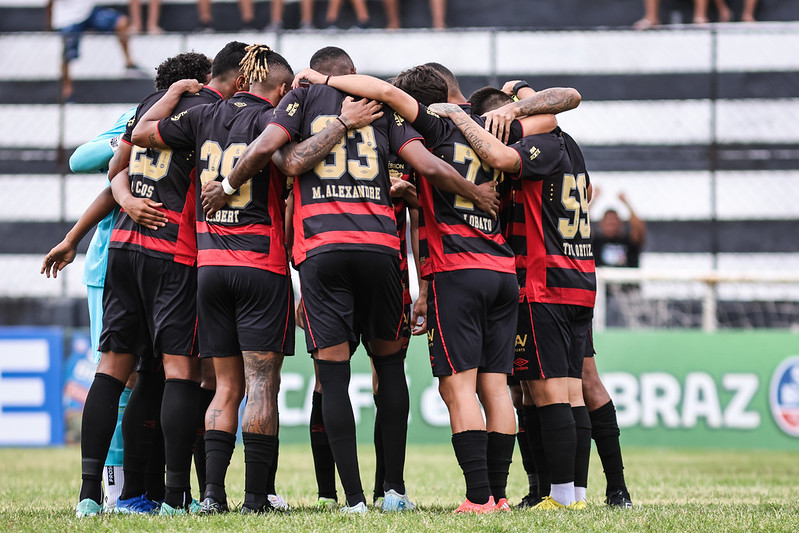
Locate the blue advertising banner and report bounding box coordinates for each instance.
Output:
[0,327,64,446]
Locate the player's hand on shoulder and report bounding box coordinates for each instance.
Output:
[40,239,77,279]
[123,197,167,230]
[483,104,517,144]
[474,180,500,219]
[201,180,228,218]
[501,80,523,96]
[340,97,383,129]
[292,68,326,89]
[427,103,462,118]
[170,79,204,94]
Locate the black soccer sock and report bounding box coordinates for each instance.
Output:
[310,390,337,500]
[316,359,366,507]
[194,387,215,495]
[372,394,385,500]
[266,437,279,495]
[203,430,236,503]
[572,406,592,493]
[372,351,409,494]
[589,400,628,493]
[162,378,201,508]
[120,369,163,500]
[145,422,165,501]
[516,406,538,496]
[523,404,550,495]
[486,432,515,501]
[451,430,491,504]
[79,373,126,504]
[538,403,576,486]
[242,432,278,510]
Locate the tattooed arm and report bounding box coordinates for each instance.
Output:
[430,103,522,175]
[483,87,580,142]
[271,96,383,176]
[131,79,204,148]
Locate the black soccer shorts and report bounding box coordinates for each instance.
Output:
[513,301,594,380]
[299,250,404,354]
[426,269,518,377]
[99,248,197,358]
[197,266,295,358]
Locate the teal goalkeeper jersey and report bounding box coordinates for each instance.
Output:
[76,107,136,288]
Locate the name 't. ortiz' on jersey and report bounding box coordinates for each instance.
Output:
[157,91,289,275]
[113,86,224,265]
[270,84,422,265]
[507,127,596,307]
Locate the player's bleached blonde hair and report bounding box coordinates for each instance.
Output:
[240,44,272,83]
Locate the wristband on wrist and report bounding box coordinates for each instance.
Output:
[512,81,531,95]
[221,176,237,195]
[335,116,349,129]
[324,75,332,85]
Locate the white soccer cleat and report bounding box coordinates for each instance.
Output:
[267,493,290,512]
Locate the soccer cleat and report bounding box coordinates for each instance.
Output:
[453,496,496,514]
[517,492,542,508]
[570,500,588,511]
[240,500,276,514]
[606,488,633,509]
[340,501,368,514]
[267,494,290,512]
[313,497,337,511]
[381,489,416,512]
[531,496,568,510]
[158,502,187,516]
[373,497,384,509]
[495,498,511,511]
[75,498,103,517]
[199,496,229,515]
[114,494,159,515]
[189,499,202,514]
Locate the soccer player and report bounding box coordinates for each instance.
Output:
[201,46,498,513]
[132,44,386,514]
[294,64,560,514]
[72,41,249,518]
[431,91,594,510]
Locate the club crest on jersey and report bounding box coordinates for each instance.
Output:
[394,112,405,126]
[770,356,799,436]
[286,102,299,116]
[529,146,541,160]
[171,110,188,121]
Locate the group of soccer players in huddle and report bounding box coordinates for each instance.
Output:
[44,39,634,517]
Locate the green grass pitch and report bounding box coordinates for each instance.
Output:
[2,444,798,532]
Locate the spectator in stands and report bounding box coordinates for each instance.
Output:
[46,0,143,102]
[196,0,256,31]
[325,0,370,29]
[430,0,445,29]
[633,0,756,30]
[265,0,316,30]
[592,191,646,269]
[128,0,163,34]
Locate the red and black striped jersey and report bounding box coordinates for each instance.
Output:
[388,155,414,305]
[410,102,516,278]
[270,85,422,265]
[156,92,289,275]
[508,128,596,308]
[113,86,223,265]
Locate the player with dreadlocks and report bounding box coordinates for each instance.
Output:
[133,44,385,513]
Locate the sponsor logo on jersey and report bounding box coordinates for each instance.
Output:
[234,102,247,108]
[769,356,799,436]
[394,112,405,126]
[529,146,541,160]
[171,110,188,121]
[286,102,299,116]
[426,108,440,118]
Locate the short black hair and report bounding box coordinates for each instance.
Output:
[154,52,212,90]
[423,62,460,94]
[468,86,513,115]
[310,46,355,76]
[211,41,248,79]
[392,65,448,107]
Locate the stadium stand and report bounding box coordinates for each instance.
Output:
[0,0,798,328]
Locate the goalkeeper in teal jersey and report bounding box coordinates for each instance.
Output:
[42,107,136,510]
